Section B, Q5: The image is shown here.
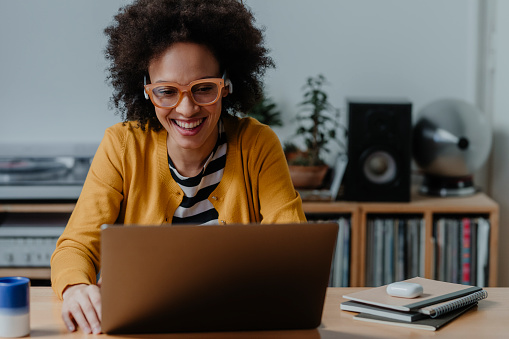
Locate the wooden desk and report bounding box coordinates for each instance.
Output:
[27,287,507,338]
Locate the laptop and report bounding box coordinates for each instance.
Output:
[100,222,339,334]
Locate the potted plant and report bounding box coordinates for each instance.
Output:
[285,74,345,189]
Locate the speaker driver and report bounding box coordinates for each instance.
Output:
[362,150,397,184]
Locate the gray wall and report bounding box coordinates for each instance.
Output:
[489,0,509,287]
[0,0,129,144]
[0,0,479,147]
[245,0,479,156]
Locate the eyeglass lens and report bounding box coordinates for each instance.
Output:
[152,82,219,107]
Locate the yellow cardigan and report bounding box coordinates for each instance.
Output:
[51,115,306,298]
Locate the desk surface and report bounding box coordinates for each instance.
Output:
[26,287,507,338]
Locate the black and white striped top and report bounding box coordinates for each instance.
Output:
[169,120,226,225]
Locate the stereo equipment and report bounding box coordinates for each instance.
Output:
[344,99,412,202]
[0,213,68,267]
[412,98,492,197]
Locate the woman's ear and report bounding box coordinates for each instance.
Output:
[222,87,230,97]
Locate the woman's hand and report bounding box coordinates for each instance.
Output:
[61,281,102,334]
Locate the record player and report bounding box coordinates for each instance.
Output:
[0,143,98,269]
[0,142,98,200]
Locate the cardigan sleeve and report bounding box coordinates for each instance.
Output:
[51,124,126,299]
[247,123,307,224]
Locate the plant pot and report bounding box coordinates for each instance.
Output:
[288,165,329,189]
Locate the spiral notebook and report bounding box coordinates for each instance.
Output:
[420,289,487,317]
[342,289,487,322]
[342,277,487,316]
[341,300,426,322]
[354,303,478,331]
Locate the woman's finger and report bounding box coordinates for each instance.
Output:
[65,300,92,334]
[83,285,102,333]
[61,284,102,334]
[61,307,77,332]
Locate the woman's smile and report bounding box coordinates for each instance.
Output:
[172,117,206,136]
[173,118,205,130]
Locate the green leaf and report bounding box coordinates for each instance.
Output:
[286,74,347,166]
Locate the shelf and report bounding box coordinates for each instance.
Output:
[0,192,499,287]
[360,192,498,213]
[302,201,358,214]
[0,267,51,280]
[303,192,498,287]
[0,203,75,213]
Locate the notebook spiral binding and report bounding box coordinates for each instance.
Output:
[430,290,488,318]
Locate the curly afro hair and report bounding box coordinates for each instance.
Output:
[104,0,274,130]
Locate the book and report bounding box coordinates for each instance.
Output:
[477,218,490,287]
[366,219,373,286]
[449,218,460,283]
[353,302,477,331]
[331,218,344,287]
[470,218,478,285]
[405,219,414,279]
[341,287,487,321]
[410,219,420,279]
[436,218,446,281]
[342,277,484,312]
[341,300,426,322]
[419,219,425,277]
[341,219,350,286]
[383,219,394,285]
[430,236,436,280]
[461,217,471,285]
[395,218,406,281]
[374,219,384,286]
[341,280,487,323]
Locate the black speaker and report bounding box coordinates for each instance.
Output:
[344,99,412,202]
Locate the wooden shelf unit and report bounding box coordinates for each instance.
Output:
[1,193,499,287]
[304,192,499,287]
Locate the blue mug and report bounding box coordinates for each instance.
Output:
[0,277,30,337]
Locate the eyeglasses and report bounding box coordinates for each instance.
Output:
[143,73,232,109]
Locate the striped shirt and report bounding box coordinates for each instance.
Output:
[169,120,226,225]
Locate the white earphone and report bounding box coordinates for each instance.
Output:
[143,76,149,99]
[225,78,233,94]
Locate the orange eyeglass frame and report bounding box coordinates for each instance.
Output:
[143,75,232,109]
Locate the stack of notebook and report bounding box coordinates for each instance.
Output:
[341,277,488,331]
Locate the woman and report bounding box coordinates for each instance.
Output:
[51,0,306,334]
